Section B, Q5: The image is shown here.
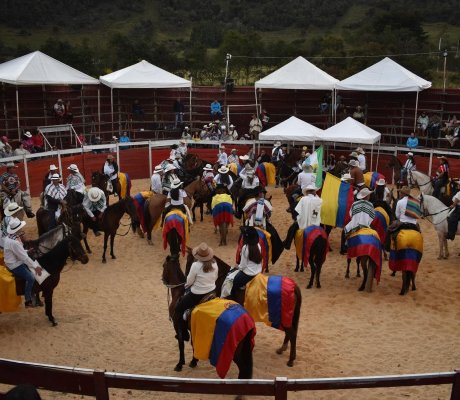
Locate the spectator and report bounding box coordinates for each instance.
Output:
[0,136,13,157]
[53,99,66,119]
[210,99,222,120]
[261,109,270,130]
[173,98,185,129]
[427,113,441,141]
[119,132,130,149]
[181,126,192,140]
[443,114,459,136]
[319,93,330,113]
[228,124,238,139]
[77,133,86,146]
[249,114,262,140]
[446,125,460,147]
[352,106,365,123]
[22,131,34,153]
[91,135,102,153]
[13,143,30,157]
[132,99,144,120]
[406,132,419,149]
[32,131,44,152]
[200,124,209,139]
[416,111,429,136]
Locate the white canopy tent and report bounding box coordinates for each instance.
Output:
[0,51,100,138]
[100,60,192,133]
[254,56,339,117]
[335,57,432,128]
[259,116,323,142]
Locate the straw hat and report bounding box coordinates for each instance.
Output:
[356,147,365,155]
[88,187,103,202]
[184,126,189,130]
[398,186,411,197]
[170,178,183,189]
[356,187,373,200]
[153,165,163,173]
[7,218,26,235]
[203,124,209,128]
[67,164,79,173]
[341,173,352,181]
[24,131,32,138]
[349,151,359,158]
[302,184,318,194]
[239,155,249,161]
[50,173,61,181]
[4,202,23,217]
[6,162,17,168]
[376,178,386,186]
[192,242,214,262]
[274,141,281,147]
[49,164,58,171]
[407,152,414,157]
[203,163,213,171]
[229,124,235,128]
[218,166,229,174]
[107,154,115,160]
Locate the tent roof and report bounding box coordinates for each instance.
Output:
[259,116,323,141]
[99,60,191,89]
[0,51,99,85]
[255,56,338,90]
[335,57,431,92]
[320,117,381,144]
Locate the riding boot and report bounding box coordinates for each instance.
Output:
[178,319,190,341]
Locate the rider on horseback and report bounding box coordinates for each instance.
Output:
[400,152,416,185]
[243,186,272,229]
[390,186,421,235]
[43,164,59,192]
[103,154,120,197]
[433,155,449,198]
[165,179,193,225]
[447,180,460,241]
[287,163,316,212]
[83,187,107,237]
[66,164,85,202]
[236,167,260,218]
[0,162,34,218]
[44,173,67,229]
[349,159,365,191]
[162,164,178,195]
[150,165,164,194]
[0,202,23,247]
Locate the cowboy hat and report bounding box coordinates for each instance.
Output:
[356,147,365,154]
[302,184,318,194]
[229,124,235,128]
[356,187,373,200]
[376,178,386,186]
[241,226,259,246]
[239,155,249,161]
[49,164,58,171]
[192,242,214,262]
[219,145,226,150]
[153,165,163,173]
[67,164,79,173]
[437,155,448,161]
[179,139,187,144]
[4,202,23,217]
[7,217,26,235]
[218,166,229,174]
[349,151,359,158]
[231,148,237,153]
[107,154,115,160]
[203,163,213,171]
[170,178,183,189]
[407,152,414,157]
[203,124,209,128]
[302,146,308,151]
[398,186,411,197]
[24,131,32,138]
[184,126,189,130]
[88,187,103,202]
[274,141,281,147]
[164,164,177,172]
[50,173,61,181]
[349,159,359,167]
[341,173,352,181]
[6,162,17,168]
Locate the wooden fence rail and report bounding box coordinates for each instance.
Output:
[0,359,458,399]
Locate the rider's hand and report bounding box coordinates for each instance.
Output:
[35,267,42,276]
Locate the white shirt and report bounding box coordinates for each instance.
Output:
[103,162,117,181]
[151,173,162,194]
[357,154,366,171]
[217,151,228,166]
[271,146,284,161]
[214,174,233,190]
[395,196,417,224]
[167,189,187,206]
[295,194,322,229]
[44,182,67,209]
[4,236,36,270]
[242,175,259,189]
[66,173,86,193]
[238,244,262,276]
[403,159,416,171]
[186,260,218,294]
[297,172,316,189]
[83,190,107,218]
[452,191,460,205]
[177,145,187,157]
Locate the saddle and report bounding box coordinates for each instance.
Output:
[180,291,217,321]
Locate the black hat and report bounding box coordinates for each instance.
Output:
[241,226,259,246]
[254,186,267,195]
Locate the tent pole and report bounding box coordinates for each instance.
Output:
[97,88,101,134]
[376,140,380,172]
[333,89,337,124]
[111,88,114,137]
[254,87,258,115]
[370,143,374,171]
[148,140,152,178]
[16,86,20,140]
[189,79,192,127]
[331,89,335,126]
[413,91,419,131]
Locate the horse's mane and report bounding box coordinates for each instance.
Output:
[25,225,67,258]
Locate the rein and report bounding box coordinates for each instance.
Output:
[162,278,185,321]
[420,195,451,225]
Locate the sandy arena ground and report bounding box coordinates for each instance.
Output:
[0,178,459,400]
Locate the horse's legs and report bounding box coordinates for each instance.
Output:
[174,338,186,371]
[102,233,108,263]
[365,260,375,293]
[345,258,351,278]
[43,287,57,326]
[287,328,297,367]
[276,332,290,355]
[358,258,367,291]
[307,261,315,289]
[192,202,197,222]
[295,256,299,272]
[400,271,409,295]
[110,233,116,259]
[234,332,253,379]
[356,259,361,277]
[316,262,323,288]
[411,272,417,291]
[83,225,92,253]
[437,231,445,259]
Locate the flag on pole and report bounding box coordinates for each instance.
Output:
[320,173,354,227]
[305,145,324,188]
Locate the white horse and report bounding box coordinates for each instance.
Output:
[420,194,460,259]
[409,171,433,195]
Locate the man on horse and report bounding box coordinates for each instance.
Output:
[392,186,421,233]
[0,162,34,218]
[228,149,239,164]
[0,202,23,247]
[433,155,449,198]
[288,163,316,212]
[4,217,43,308]
[356,147,367,172]
[271,141,285,187]
[83,187,107,236]
[217,145,228,166]
[243,186,272,229]
[44,173,67,229]
[447,180,460,241]
[349,159,365,190]
[236,167,260,218]
[66,164,85,202]
[103,154,120,197]
[400,152,416,185]
[150,165,164,194]
[214,166,233,191]
[43,164,59,192]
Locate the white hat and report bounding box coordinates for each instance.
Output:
[302,184,318,194]
[376,178,386,186]
[49,164,58,171]
[218,166,229,174]
[24,131,32,138]
[4,202,23,217]
[88,187,103,202]
[407,152,414,156]
[154,165,163,173]
[275,141,281,147]
[239,155,249,161]
[230,124,235,128]
[341,173,352,181]
[349,159,359,167]
[67,164,79,173]
[357,187,373,200]
[50,173,61,181]
[164,164,177,172]
[171,178,183,189]
[219,145,226,150]
[184,126,189,130]
[349,151,359,158]
[7,217,26,235]
[6,162,17,168]
[203,124,208,128]
[221,126,227,130]
[179,139,187,144]
[356,147,365,155]
[203,163,213,171]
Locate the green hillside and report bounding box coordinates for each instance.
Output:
[0,0,459,86]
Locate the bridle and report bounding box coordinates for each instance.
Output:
[419,194,450,224]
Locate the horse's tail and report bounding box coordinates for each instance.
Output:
[143,199,151,231]
[291,284,302,336]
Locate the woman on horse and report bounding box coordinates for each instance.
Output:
[103,154,120,197]
[400,152,416,185]
[433,155,449,198]
[230,227,262,298]
[44,173,67,229]
[66,164,85,202]
[83,187,107,237]
[165,179,193,224]
[175,242,218,341]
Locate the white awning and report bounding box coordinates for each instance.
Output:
[320,117,381,144]
[259,116,323,141]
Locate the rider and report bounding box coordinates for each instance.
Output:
[0,162,34,218]
[348,159,365,190]
[230,226,262,298]
[447,180,460,241]
[202,164,215,192]
[0,202,23,248]
[284,184,322,250]
[103,154,120,197]
[66,164,85,202]
[169,144,179,160]
[433,155,449,198]
[271,141,284,187]
[217,145,228,166]
[165,179,193,224]
[243,186,272,229]
[237,167,260,218]
[3,217,43,308]
[288,163,316,212]
[162,164,178,195]
[83,187,107,237]
[150,165,164,194]
[214,165,233,191]
[390,186,421,241]
[356,147,367,172]
[43,164,59,192]
[177,139,188,159]
[400,152,416,184]
[175,242,218,341]
[44,173,67,229]
[227,149,239,164]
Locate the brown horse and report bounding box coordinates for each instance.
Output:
[185,249,301,367]
[91,171,122,204]
[162,255,254,378]
[82,197,139,263]
[184,177,212,222]
[21,224,89,326]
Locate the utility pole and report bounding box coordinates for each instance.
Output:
[443,49,448,91]
[224,53,231,123]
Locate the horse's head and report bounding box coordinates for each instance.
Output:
[64,224,89,264]
[162,254,185,286]
[185,246,194,276]
[91,171,107,189]
[123,196,140,231]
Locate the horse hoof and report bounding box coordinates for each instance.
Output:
[147,240,153,246]
[189,360,198,368]
[443,256,449,259]
[357,273,361,278]
[300,268,304,272]
[51,320,58,327]
[102,259,107,264]
[306,284,312,289]
[345,275,350,279]
[358,287,364,291]
[174,364,183,372]
[287,360,294,367]
[294,269,299,272]
[437,256,443,260]
[87,250,92,254]
[112,255,117,259]
[317,284,321,289]
[276,348,283,355]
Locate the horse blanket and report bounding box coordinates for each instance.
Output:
[256,162,276,187]
[191,298,255,378]
[228,163,242,176]
[0,262,21,312]
[294,225,329,267]
[389,229,423,273]
[118,172,131,198]
[371,206,390,243]
[244,274,296,331]
[162,209,189,256]
[236,227,272,273]
[133,191,153,232]
[364,172,385,190]
[346,227,383,283]
[211,194,234,227]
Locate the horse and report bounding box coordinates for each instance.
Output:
[408,170,434,195]
[91,171,131,203]
[162,255,254,379]
[387,155,403,188]
[420,194,459,259]
[186,251,302,367]
[20,224,89,326]
[184,177,212,222]
[162,208,190,257]
[211,192,234,246]
[291,226,329,289]
[82,196,139,263]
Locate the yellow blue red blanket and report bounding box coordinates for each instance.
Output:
[162,209,189,256]
[0,263,21,312]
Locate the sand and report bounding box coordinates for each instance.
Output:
[1,178,459,400]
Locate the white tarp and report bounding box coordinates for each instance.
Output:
[335,57,431,92]
[99,60,191,89]
[259,116,323,141]
[320,117,381,144]
[0,51,99,85]
[255,56,338,90]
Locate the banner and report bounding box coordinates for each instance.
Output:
[320,173,354,227]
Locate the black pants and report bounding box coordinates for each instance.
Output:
[175,290,211,339]
[284,222,299,250]
[433,179,447,198]
[447,206,460,240]
[231,271,255,297]
[238,188,257,214]
[48,209,57,229]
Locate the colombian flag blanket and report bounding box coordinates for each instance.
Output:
[236,227,272,272]
[191,299,255,378]
[256,162,276,187]
[321,173,354,228]
[346,228,383,283]
[228,163,242,176]
[118,172,131,198]
[162,209,189,256]
[133,191,153,232]
[244,274,296,331]
[364,172,385,190]
[294,226,329,267]
[211,194,234,227]
[371,206,390,243]
[0,264,21,312]
[389,229,423,273]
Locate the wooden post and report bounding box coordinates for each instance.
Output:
[450,370,460,400]
[274,377,288,400]
[93,370,109,400]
